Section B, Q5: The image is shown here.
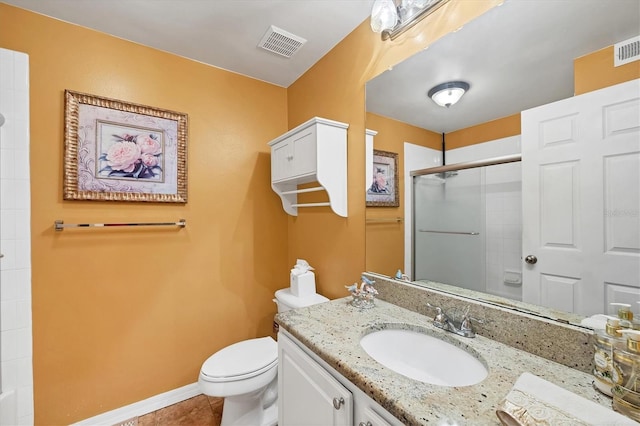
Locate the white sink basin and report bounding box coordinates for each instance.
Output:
[360,329,488,387]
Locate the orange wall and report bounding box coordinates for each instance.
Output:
[0,4,289,424]
[575,45,640,95]
[287,0,501,299]
[445,113,521,150]
[364,113,440,275]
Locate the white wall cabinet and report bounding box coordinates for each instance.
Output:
[271,125,317,182]
[278,330,402,426]
[268,117,348,217]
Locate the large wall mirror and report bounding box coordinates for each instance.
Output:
[365,0,640,326]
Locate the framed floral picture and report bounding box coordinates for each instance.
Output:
[63,90,188,203]
[366,149,399,207]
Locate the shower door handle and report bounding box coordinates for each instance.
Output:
[524,255,537,264]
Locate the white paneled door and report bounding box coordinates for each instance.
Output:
[522,79,640,316]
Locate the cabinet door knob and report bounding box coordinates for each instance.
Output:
[359,422,373,426]
[332,397,345,410]
[524,255,537,264]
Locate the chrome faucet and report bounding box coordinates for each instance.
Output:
[428,304,480,338]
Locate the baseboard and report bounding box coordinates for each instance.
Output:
[71,383,201,426]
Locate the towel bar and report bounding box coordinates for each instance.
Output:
[54,219,186,231]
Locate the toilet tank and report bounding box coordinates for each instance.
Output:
[273,288,329,313]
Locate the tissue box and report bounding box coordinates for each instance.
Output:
[290,271,316,297]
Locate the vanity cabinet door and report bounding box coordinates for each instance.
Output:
[355,405,392,426]
[278,333,353,426]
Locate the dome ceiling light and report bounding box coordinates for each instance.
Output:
[428,81,470,108]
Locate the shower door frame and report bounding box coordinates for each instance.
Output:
[410,154,522,280]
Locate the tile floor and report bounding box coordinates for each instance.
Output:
[119,395,224,426]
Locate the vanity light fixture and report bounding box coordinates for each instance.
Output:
[370,0,450,40]
[427,81,470,108]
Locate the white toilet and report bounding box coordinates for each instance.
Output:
[198,288,329,426]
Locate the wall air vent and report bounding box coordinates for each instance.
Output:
[258,25,307,58]
[614,35,640,67]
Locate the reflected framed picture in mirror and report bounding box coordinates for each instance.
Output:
[366,149,399,207]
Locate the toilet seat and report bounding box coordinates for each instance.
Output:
[200,337,277,383]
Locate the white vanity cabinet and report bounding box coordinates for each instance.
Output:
[278,330,402,426]
[268,117,348,217]
[278,331,353,425]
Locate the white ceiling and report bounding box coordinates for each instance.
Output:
[4,0,639,131]
[366,0,640,133]
[2,0,373,88]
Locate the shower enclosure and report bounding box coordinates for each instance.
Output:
[412,155,523,301]
[0,47,33,426]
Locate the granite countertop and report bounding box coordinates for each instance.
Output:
[275,297,612,426]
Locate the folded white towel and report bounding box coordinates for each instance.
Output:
[496,372,638,426]
[581,314,609,330]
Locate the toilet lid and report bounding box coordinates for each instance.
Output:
[201,337,277,382]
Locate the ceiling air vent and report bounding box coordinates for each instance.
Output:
[614,35,640,67]
[258,25,307,58]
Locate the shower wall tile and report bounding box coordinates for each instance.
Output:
[0,50,14,89]
[14,149,29,180]
[0,239,16,270]
[447,136,522,301]
[0,47,33,425]
[17,384,33,419]
[0,301,17,331]
[13,54,28,92]
[1,148,14,179]
[1,210,16,241]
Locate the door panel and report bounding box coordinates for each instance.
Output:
[604,153,640,254]
[540,273,580,312]
[522,79,640,315]
[540,161,579,249]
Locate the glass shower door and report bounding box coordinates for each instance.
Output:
[413,168,486,293]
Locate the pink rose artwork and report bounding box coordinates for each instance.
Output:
[138,134,162,155]
[98,131,164,180]
[106,141,141,172]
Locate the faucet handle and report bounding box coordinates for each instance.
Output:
[426,302,442,318]
[460,314,473,332]
[459,313,484,337]
[428,304,451,328]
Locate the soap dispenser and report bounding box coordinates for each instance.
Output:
[611,303,634,328]
[633,302,640,331]
[612,329,640,421]
[593,316,625,396]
